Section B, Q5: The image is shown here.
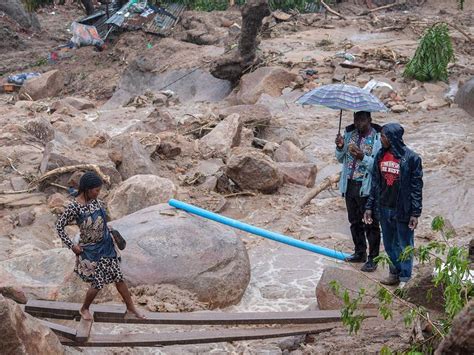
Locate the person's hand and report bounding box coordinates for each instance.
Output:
[335,134,344,149]
[72,245,82,255]
[349,144,364,160]
[408,216,418,230]
[363,210,373,224]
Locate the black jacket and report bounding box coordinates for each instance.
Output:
[366,123,423,222]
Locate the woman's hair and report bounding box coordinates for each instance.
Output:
[78,171,103,195]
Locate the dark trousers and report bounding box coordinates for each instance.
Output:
[345,180,381,260]
[380,207,414,282]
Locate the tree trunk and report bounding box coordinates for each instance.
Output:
[210,0,270,83]
[80,0,95,15]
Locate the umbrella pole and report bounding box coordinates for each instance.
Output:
[338,109,342,135]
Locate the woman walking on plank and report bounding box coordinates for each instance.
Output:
[55,171,145,320]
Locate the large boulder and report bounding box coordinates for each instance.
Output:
[20,70,64,101]
[455,77,474,117]
[0,249,119,303]
[273,140,310,163]
[0,295,64,354]
[199,114,242,159]
[277,162,317,187]
[110,204,251,308]
[0,0,40,30]
[40,139,122,184]
[108,175,177,219]
[235,67,299,104]
[316,266,380,310]
[435,299,474,355]
[62,97,95,111]
[226,147,283,193]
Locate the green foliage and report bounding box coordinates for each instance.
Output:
[403,23,454,82]
[168,0,322,12]
[22,0,54,12]
[337,215,472,353]
[380,346,393,355]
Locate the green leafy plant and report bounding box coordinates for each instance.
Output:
[403,23,454,82]
[22,0,54,12]
[333,216,473,353]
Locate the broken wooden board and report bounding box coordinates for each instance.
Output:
[38,319,77,341]
[59,323,341,347]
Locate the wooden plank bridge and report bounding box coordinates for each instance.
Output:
[25,300,377,347]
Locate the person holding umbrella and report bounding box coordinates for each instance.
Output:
[335,111,382,271]
[297,83,389,272]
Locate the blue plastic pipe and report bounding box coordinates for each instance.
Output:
[168,199,350,261]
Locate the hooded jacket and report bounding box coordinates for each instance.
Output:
[366,123,423,222]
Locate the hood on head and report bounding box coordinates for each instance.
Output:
[382,123,406,158]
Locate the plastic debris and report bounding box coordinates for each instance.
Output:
[363,79,394,93]
[335,51,356,62]
[70,22,104,48]
[7,72,41,85]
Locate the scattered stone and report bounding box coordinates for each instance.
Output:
[24,117,55,143]
[47,193,68,214]
[17,210,36,227]
[240,127,254,148]
[419,97,449,111]
[129,132,161,156]
[108,135,158,180]
[19,70,64,101]
[109,204,251,308]
[263,141,280,156]
[62,97,95,111]
[144,109,177,133]
[235,67,299,104]
[274,140,310,163]
[0,294,64,354]
[226,147,283,193]
[83,134,107,148]
[423,81,448,96]
[107,175,177,219]
[435,299,473,355]
[277,162,317,187]
[391,104,407,113]
[455,77,474,117]
[199,113,242,159]
[50,100,80,117]
[10,176,29,191]
[218,104,272,127]
[108,150,123,166]
[316,266,379,310]
[0,193,46,208]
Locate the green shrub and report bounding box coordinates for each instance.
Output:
[403,23,454,82]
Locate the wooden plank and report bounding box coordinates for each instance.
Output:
[59,323,340,347]
[76,311,94,342]
[38,319,77,341]
[25,300,126,319]
[95,310,347,325]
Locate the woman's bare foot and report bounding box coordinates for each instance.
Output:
[127,307,147,319]
[79,307,93,321]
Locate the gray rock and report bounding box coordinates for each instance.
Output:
[108,175,177,219]
[226,147,283,193]
[10,176,29,191]
[110,204,251,308]
[108,135,158,180]
[404,263,444,312]
[0,0,40,30]
[17,210,35,227]
[199,114,242,159]
[274,140,310,163]
[62,97,95,111]
[277,162,317,187]
[455,77,474,117]
[235,67,299,104]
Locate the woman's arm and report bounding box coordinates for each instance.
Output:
[55,202,80,249]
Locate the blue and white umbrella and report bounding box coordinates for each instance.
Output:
[296,83,389,133]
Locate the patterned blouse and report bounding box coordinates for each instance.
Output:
[56,199,108,249]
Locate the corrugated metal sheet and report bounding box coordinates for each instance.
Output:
[144,3,186,36]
